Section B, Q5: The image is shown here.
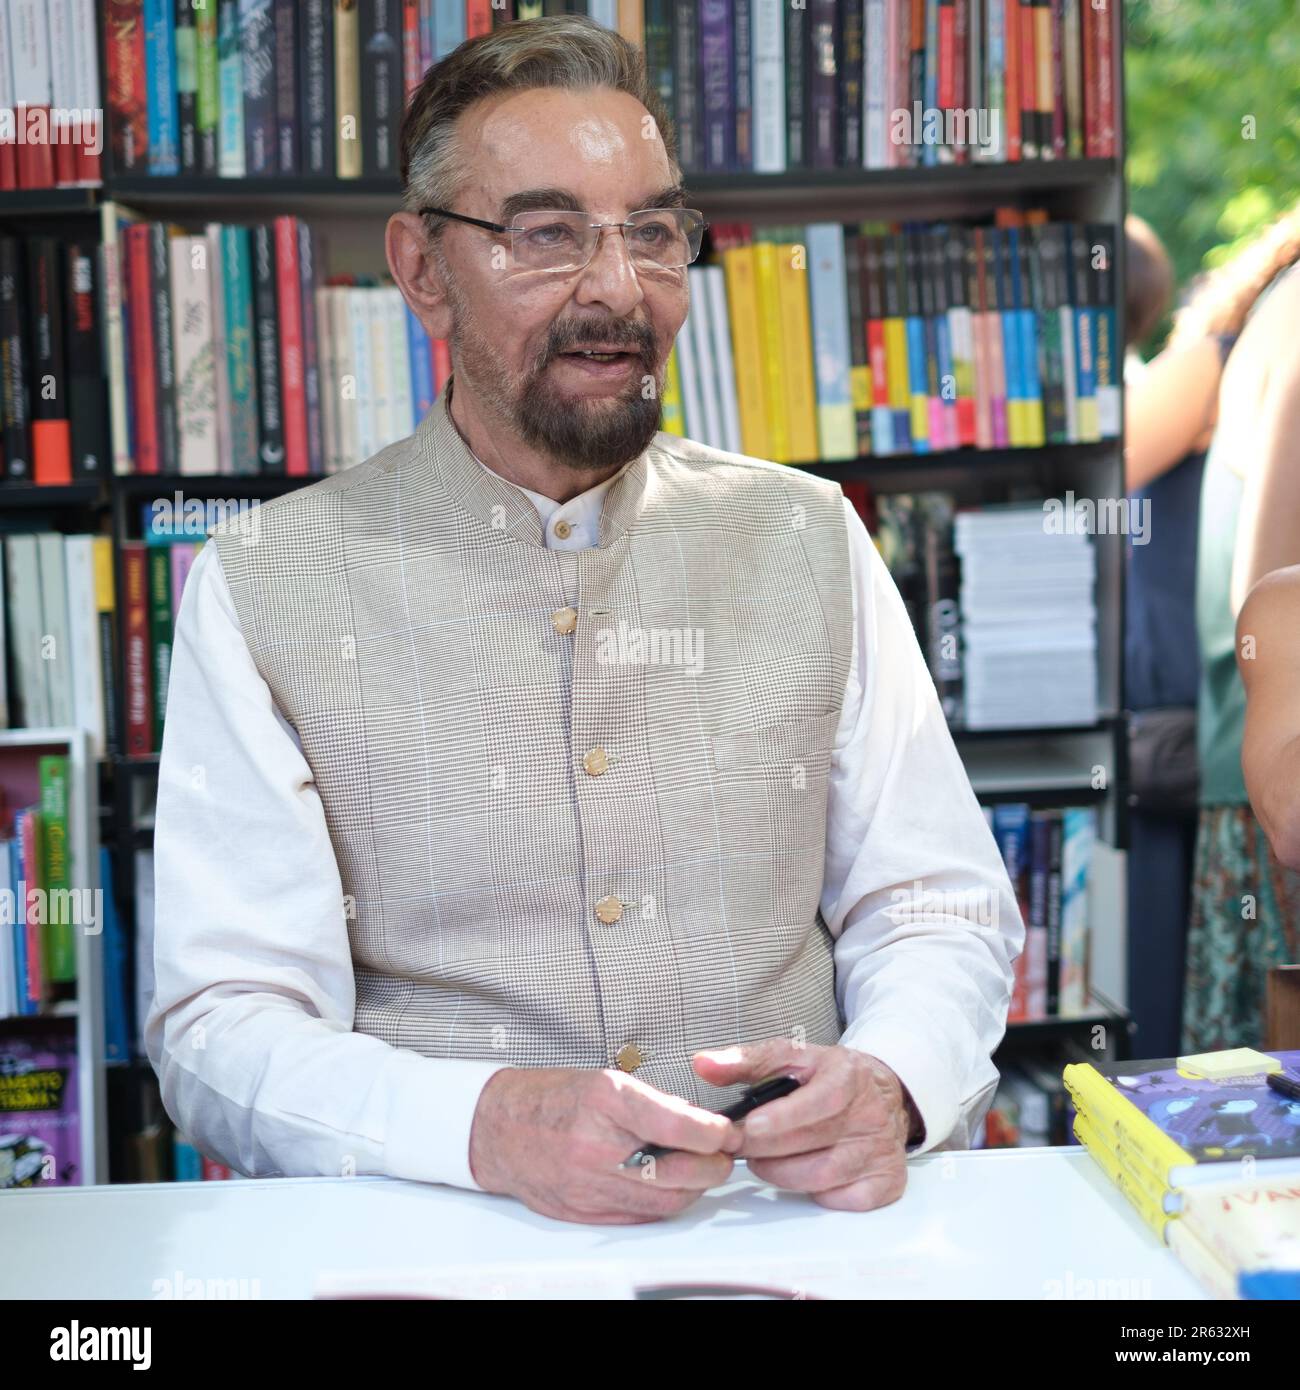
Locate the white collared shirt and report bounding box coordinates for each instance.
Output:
[147,450,1022,1190]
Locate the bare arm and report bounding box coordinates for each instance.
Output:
[1237,567,1300,870]
[1230,273,1300,612]
[1124,336,1222,491]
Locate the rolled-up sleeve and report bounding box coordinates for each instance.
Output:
[822,499,1024,1152]
[145,541,506,1189]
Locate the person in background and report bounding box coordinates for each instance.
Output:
[1238,566,1300,873]
[1122,215,1224,1056]
[1185,201,1300,1050]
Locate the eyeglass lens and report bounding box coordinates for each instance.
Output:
[509,209,703,271]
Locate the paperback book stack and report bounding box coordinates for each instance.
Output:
[1065,1048,1300,1300]
[953,501,1097,729]
[103,210,449,477]
[668,215,1119,466]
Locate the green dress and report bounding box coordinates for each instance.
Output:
[1184,266,1300,1051]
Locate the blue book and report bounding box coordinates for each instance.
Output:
[991,229,1024,446]
[217,0,245,176]
[405,303,435,424]
[12,820,33,1016]
[99,846,131,1064]
[144,0,181,175]
[805,223,856,461]
[433,0,464,60]
[1069,225,1099,442]
[1008,229,1043,445]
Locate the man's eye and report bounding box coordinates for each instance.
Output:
[524,224,579,248]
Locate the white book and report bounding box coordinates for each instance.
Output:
[205,225,232,474]
[751,0,785,173]
[704,266,742,454]
[5,536,50,727]
[9,0,52,115]
[170,236,219,475]
[315,287,340,474]
[366,290,394,451]
[333,289,359,470]
[383,287,415,443]
[99,202,141,475]
[673,293,704,444]
[685,268,722,448]
[0,3,15,165]
[587,0,617,26]
[36,532,74,728]
[70,0,101,177]
[864,0,887,169]
[63,535,105,757]
[348,288,375,462]
[46,0,73,175]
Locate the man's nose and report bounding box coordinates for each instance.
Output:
[574,225,647,313]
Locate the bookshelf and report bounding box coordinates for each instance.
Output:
[0,1,1134,1180]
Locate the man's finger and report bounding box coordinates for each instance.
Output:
[617,1149,736,1192]
[690,1037,812,1088]
[606,1071,737,1156]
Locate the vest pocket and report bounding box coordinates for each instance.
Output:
[708,709,841,771]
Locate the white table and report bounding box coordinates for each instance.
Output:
[0,1147,1206,1299]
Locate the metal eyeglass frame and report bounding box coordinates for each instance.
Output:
[418,205,709,273]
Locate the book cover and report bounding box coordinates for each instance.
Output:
[806,223,856,461]
[29,239,73,483]
[359,0,400,176]
[301,0,335,175]
[699,0,735,173]
[273,217,309,476]
[173,0,198,172]
[239,0,276,175]
[10,0,56,189]
[750,0,785,173]
[335,0,363,178]
[221,224,261,475]
[0,1031,80,1186]
[38,755,75,984]
[251,224,285,472]
[143,0,180,175]
[274,0,298,173]
[170,235,219,476]
[64,243,108,480]
[122,542,154,755]
[195,0,219,173]
[217,0,245,176]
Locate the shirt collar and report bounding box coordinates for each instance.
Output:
[418,375,650,551]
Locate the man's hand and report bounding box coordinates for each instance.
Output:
[467,1066,741,1225]
[692,1040,920,1212]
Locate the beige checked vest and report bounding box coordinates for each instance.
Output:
[214,390,854,1110]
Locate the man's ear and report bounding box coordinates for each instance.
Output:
[386,211,453,340]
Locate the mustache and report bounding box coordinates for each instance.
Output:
[543,323,656,362]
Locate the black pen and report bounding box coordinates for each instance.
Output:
[621,1075,801,1170]
[1266,1071,1300,1102]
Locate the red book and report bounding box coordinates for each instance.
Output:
[402,0,421,98]
[1003,0,1022,162]
[125,224,159,474]
[105,0,148,173]
[122,543,154,757]
[201,1158,232,1180]
[1091,0,1115,157]
[937,0,956,111]
[466,0,492,38]
[432,338,452,397]
[274,217,309,477]
[1018,1,1037,158]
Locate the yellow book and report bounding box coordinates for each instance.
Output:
[752,242,790,463]
[850,363,872,418]
[774,242,820,465]
[1166,1219,1240,1301]
[660,345,685,437]
[1024,397,1046,448]
[334,0,362,179]
[1006,398,1028,448]
[882,320,910,431]
[722,246,770,459]
[1073,1112,1170,1240]
[1063,1062,1197,1183]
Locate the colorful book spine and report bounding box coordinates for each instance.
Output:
[301,0,335,176]
[274,0,298,173]
[122,543,154,755]
[239,0,276,175]
[195,0,219,173]
[38,756,74,983]
[105,1,148,174]
[217,0,245,176]
[174,0,198,172]
[335,0,363,177]
[274,217,309,476]
[143,0,180,175]
[251,224,284,472]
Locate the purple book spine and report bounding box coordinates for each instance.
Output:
[699,0,735,173]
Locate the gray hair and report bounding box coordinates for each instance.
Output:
[400,14,680,232]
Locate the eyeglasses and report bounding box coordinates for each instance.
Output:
[419,205,708,274]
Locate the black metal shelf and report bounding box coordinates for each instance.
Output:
[113,472,315,498]
[0,481,105,509]
[0,186,101,217]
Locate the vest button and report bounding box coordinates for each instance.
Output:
[582,747,609,777]
[594,895,623,925]
[551,607,578,635]
[553,518,572,540]
[616,1044,643,1073]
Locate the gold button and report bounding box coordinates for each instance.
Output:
[594,895,623,925]
[551,607,578,635]
[553,518,572,540]
[616,1044,643,1073]
[582,748,609,777]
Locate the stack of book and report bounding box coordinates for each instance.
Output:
[987,801,1094,1020]
[669,215,1119,466]
[954,502,1097,729]
[2,534,116,756]
[101,3,1118,182]
[0,235,109,485]
[1065,1048,1300,1299]
[0,753,77,1017]
[0,0,102,191]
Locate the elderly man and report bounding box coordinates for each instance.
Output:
[148,15,1021,1226]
